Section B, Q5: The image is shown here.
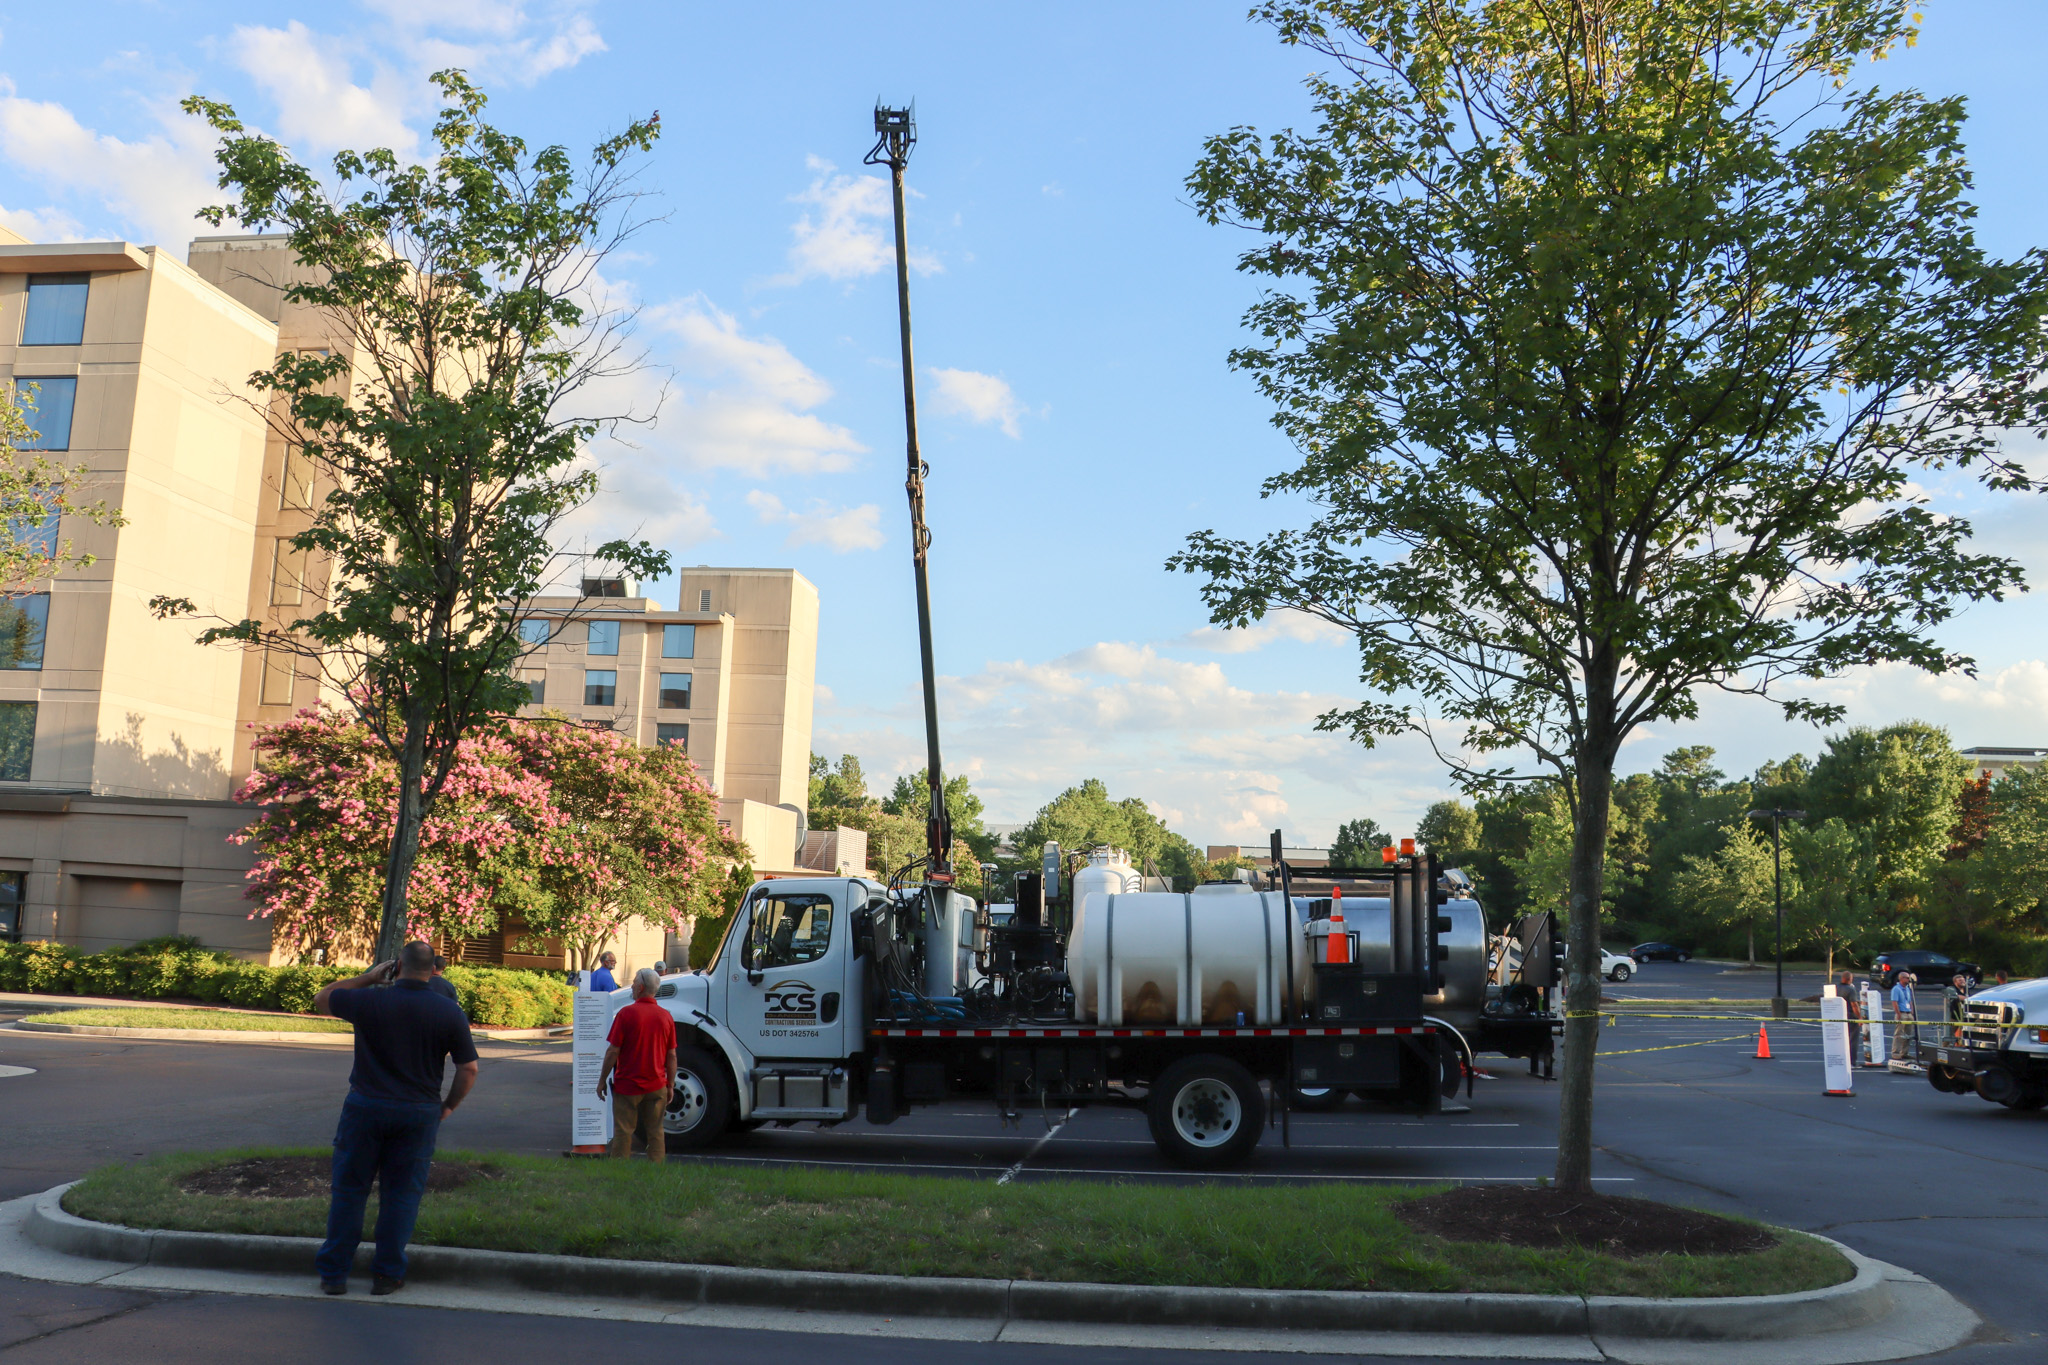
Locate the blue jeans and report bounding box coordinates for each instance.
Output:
[314,1094,442,1284]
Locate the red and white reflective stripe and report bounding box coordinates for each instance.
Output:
[866,1025,1436,1039]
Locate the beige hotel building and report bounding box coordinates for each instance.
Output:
[0,225,823,965]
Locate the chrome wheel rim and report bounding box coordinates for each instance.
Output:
[663,1069,711,1135]
[1170,1077,1242,1148]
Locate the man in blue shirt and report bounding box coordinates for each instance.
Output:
[1888,970,1917,1061]
[313,940,479,1296]
[588,951,619,993]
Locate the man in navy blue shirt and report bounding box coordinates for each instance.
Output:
[313,940,479,1296]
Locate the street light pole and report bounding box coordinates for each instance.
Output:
[1746,807,1806,1019]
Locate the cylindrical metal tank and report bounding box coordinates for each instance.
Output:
[1070,886,1487,1027]
[1068,883,1310,1025]
[1071,858,1141,910]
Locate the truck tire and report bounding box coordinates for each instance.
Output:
[663,1045,733,1150]
[1928,1063,1966,1094]
[1148,1055,1266,1169]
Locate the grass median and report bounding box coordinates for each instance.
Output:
[64,1148,1851,1298]
[23,1008,351,1033]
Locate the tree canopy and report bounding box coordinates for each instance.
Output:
[1174,0,2048,1192]
[157,72,668,963]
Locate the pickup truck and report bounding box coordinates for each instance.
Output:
[1925,977,2048,1110]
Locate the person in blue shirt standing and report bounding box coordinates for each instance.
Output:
[588,951,619,993]
[1888,969,1918,1061]
[313,940,479,1296]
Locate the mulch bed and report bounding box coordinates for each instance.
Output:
[179,1156,497,1200]
[1396,1186,1777,1258]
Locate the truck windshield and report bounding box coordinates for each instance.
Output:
[746,894,834,968]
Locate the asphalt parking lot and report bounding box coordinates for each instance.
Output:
[1,981,2043,1363]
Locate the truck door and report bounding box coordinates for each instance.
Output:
[725,884,849,1062]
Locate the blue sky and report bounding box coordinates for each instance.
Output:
[3,2,2044,845]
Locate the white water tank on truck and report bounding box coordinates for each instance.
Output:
[1068,882,1310,1026]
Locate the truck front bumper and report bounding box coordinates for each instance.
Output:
[1929,1044,1999,1074]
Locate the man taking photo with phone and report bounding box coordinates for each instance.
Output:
[312,939,479,1296]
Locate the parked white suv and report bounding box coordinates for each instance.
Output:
[1601,948,1635,982]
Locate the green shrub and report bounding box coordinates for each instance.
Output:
[19,943,81,993]
[217,965,282,1011]
[271,964,349,1014]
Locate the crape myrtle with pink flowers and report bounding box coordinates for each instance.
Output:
[237,703,740,969]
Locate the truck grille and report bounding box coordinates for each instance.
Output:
[1960,999,2023,1050]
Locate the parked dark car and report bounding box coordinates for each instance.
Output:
[1871,950,1979,989]
[1631,942,1691,963]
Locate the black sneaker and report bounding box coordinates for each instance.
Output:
[321,1281,347,1296]
[371,1276,404,1296]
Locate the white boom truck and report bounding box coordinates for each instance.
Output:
[646,842,1550,1168]
[1926,977,2048,1110]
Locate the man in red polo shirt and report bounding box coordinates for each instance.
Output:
[598,968,677,1161]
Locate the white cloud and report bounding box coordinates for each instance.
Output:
[773,157,939,286]
[0,202,86,242]
[226,23,420,158]
[643,295,868,476]
[927,367,1026,438]
[0,84,220,249]
[745,491,885,553]
[352,0,606,84]
[1174,611,1352,654]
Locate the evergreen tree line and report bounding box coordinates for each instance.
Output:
[1400,722,2048,975]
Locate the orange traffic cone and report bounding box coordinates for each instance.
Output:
[1755,1024,1772,1060]
[1326,885,1351,965]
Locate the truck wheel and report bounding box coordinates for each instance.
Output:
[1288,1086,1343,1112]
[1148,1056,1266,1169]
[1927,1064,1965,1094]
[663,1045,733,1150]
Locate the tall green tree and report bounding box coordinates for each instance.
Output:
[155,74,668,962]
[1172,1,2048,1190]
[1330,816,1390,866]
[1786,818,1884,975]
[884,769,993,861]
[1668,820,1777,965]
[1415,799,1481,864]
[1804,722,1967,907]
[1964,768,2048,944]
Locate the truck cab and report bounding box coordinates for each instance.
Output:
[653,877,883,1145]
[1927,977,2048,1110]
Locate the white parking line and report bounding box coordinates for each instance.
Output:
[678,1154,1633,1183]
[997,1106,1078,1184]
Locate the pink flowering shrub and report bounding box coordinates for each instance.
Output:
[236,706,738,963]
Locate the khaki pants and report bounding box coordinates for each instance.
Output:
[609,1089,667,1161]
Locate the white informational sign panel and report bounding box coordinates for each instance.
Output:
[1861,986,1887,1066]
[1820,989,1854,1095]
[571,986,620,1146]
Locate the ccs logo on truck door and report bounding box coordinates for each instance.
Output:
[763,980,819,1023]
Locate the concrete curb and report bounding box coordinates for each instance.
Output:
[26,1184,1895,1341]
[6,1020,564,1043]
[11,1021,356,1044]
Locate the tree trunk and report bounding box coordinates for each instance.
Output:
[1555,690,1618,1195]
[1746,922,1755,966]
[373,707,431,965]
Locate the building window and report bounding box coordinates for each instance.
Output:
[9,490,58,559]
[662,623,696,659]
[0,702,35,781]
[0,870,23,942]
[12,377,76,451]
[260,649,296,705]
[0,595,48,670]
[280,449,315,510]
[656,723,688,752]
[517,618,552,646]
[581,576,628,598]
[21,275,88,346]
[586,620,619,656]
[519,672,545,705]
[659,672,691,710]
[697,589,712,612]
[270,541,304,605]
[583,669,617,706]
